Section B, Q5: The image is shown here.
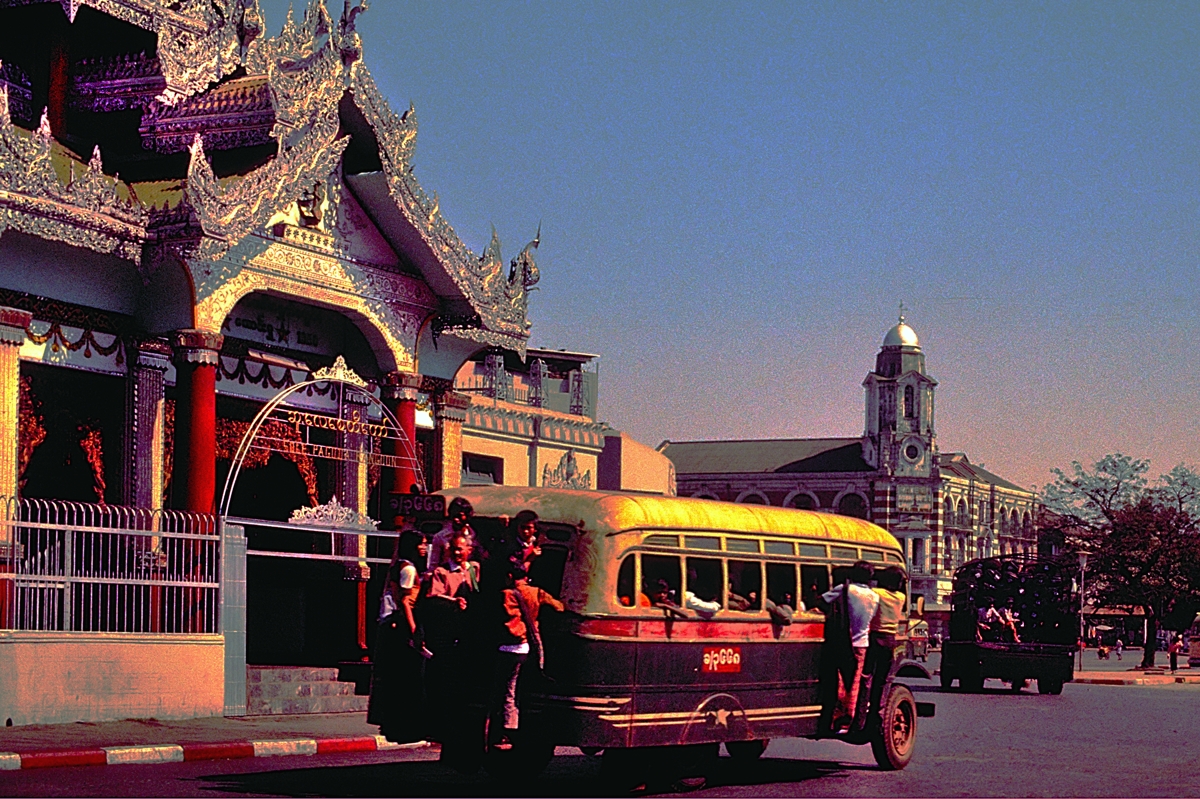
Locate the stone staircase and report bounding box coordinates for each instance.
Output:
[246,666,370,715]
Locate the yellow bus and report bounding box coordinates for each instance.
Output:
[432,486,933,778]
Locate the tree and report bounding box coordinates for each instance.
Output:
[1042,454,1200,668]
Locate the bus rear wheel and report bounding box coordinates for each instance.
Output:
[725,739,768,761]
[1037,678,1063,695]
[871,685,917,771]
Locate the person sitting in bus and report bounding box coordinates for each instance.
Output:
[820,561,880,733]
[728,587,757,611]
[429,497,476,567]
[684,564,722,618]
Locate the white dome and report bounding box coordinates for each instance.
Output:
[883,318,920,347]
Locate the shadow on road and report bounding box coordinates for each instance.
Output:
[193,753,866,797]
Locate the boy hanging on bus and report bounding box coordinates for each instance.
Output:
[819,561,880,734]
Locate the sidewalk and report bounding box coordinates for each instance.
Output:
[0,711,431,771]
[1072,668,1200,685]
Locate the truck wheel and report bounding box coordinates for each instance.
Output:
[1010,679,1026,693]
[940,669,954,691]
[1038,678,1063,695]
[725,740,768,762]
[871,685,917,770]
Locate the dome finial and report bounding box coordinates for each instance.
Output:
[898,300,906,325]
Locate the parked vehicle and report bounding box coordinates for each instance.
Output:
[433,486,935,778]
[906,620,930,661]
[939,556,1077,695]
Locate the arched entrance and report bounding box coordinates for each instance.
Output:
[220,357,422,667]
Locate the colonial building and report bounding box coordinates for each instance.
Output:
[0,0,669,725]
[660,316,1038,634]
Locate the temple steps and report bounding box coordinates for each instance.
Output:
[246,666,370,715]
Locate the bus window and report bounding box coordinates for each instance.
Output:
[766,562,798,611]
[642,554,682,606]
[728,561,763,611]
[801,564,830,610]
[831,565,854,585]
[831,546,858,561]
[529,545,569,596]
[617,555,636,607]
[685,557,723,610]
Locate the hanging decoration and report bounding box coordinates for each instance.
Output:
[215,417,320,507]
[78,423,107,504]
[18,375,46,488]
[216,355,337,396]
[26,321,125,365]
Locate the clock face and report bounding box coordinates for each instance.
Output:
[905,444,921,461]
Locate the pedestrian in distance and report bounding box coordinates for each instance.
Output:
[1115,637,1124,660]
[1169,634,1184,673]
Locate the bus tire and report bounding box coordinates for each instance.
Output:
[1037,678,1063,695]
[871,685,917,771]
[725,739,768,761]
[939,668,954,691]
[483,733,555,779]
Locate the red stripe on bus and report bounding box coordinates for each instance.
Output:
[576,619,826,641]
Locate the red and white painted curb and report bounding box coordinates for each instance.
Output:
[0,736,428,770]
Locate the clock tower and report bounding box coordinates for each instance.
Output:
[862,313,938,477]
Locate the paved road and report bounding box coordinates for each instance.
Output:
[4,673,1197,797]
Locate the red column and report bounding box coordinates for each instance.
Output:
[172,331,223,514]
[382,371,423,526]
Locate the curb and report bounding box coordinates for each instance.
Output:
[1073,676,1200,686]
[0,735,429,771]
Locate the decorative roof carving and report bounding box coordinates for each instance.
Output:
[70,51,165,113]
[311,354,367,388]
[0,92,147,262]
[288,494,378,531]
[347,67,536,347]
[141,75,274,153]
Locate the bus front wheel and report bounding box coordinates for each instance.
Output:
[725,739,768,761]
[871,685,917,771]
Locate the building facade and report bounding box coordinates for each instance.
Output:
[0,0,670,725]
[660,316,1038,634]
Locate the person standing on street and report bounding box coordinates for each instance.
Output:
[1115,637,1124,660]
[1169,634,1184,673]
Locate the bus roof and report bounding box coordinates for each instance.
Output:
[438,486,901,552]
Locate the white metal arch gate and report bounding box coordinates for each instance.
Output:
[218,356,423,518]
[217,356,424,715]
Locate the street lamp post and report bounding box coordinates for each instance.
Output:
[1077,550,1089,672]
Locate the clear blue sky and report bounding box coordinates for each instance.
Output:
[264,1,1200,491]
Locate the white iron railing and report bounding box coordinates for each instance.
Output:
[0,498,220,634]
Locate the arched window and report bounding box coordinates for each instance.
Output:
[738,493,767,505]
[943,536,953,570]
[944,496,955,527]
[791,494,816,510]
[904,385,916,418]
[836,493,868,519]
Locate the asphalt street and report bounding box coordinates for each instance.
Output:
[3,657,1196,798]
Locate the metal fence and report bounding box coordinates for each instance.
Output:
[0,498,220,634]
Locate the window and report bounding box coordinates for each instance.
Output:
[767,562,798,611]
[642,554,681,606]
[684,536,720,551]
[791,494,816,510]
[617,555,635,607]
[801,564,829,610]
[727,560,763,611]
[685,557,723,606]
[766,540,795,556]
[727,538,760,554]
[904,385,915,418]
[913,538,926,572]
[461,453,503,485]
[831,546,857,560]
[644,534,678,548]
[837,493,868,519]
[799,544,826,558]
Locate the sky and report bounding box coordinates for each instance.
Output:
[263,1,1200,492]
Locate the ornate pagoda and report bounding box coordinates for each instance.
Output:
[0,0,542,515]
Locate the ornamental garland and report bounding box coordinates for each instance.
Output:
[215,417,319,507]
[78,423,107,505]
[26,321,125,365]
[215,355,336,396]
[18,375,46,489]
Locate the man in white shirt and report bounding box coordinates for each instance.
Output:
[821,562,880,732]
